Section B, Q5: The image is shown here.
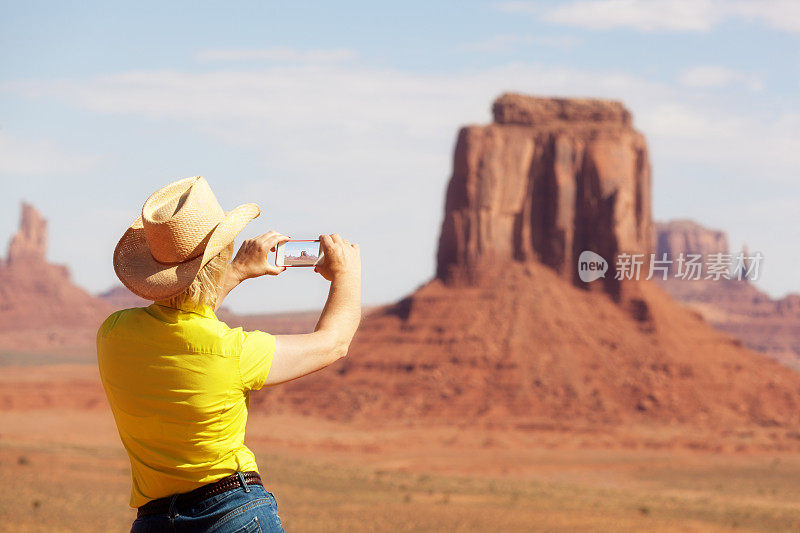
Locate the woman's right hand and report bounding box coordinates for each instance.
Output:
[314,233,360,282]
[231,231,290,280]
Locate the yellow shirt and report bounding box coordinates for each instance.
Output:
[96,301,276,507]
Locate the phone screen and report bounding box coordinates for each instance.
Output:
[281,240,322,267]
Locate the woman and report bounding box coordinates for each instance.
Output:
[97,176,361,532]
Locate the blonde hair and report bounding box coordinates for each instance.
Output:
[157,242,235,309]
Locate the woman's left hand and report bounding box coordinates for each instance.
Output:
[231,231,290,280]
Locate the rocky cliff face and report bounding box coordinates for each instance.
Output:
[0,203,112,351]
[654,219,728,261]
[654,219,800,369]
[437,93,653,300]
[6,203,48,265]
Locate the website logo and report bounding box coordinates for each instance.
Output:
[578,251,608,282]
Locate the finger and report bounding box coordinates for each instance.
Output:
[330,233,343,245]
[265,234,290,247]
[258,232,285,243]
[265,263,286,275]
[319,234,334,252]
[254,234,274,250]
[260,234,288,251]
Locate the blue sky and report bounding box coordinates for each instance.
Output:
[1,0,799,313]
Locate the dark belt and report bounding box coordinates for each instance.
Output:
[137,471,263,518]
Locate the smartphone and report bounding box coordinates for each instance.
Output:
[275,239,323,268]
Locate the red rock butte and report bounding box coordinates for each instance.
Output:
[438,93,652,302]
[266,94,800,439]
[0,203,114,352]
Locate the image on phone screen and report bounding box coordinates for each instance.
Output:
[278,240,322,267]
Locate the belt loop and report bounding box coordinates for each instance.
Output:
[168,493,179,529]
[237,471,250,493]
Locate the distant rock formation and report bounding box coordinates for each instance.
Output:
[96,285,150,310]
[0,203,113,352]
[655,219,728,262]
[94,282,326,337]
[94,281,323,335]
[217,308,321,335]
[6,203,48,265]
[437,93,652,301]
[264,95,800,444]
[654,219,800,370]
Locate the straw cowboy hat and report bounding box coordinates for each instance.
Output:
[114,176,260,301]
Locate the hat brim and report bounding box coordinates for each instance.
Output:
[113,203,260,301]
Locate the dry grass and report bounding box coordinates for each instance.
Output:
[2,441,800,532]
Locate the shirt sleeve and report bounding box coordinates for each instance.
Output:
[239,329,277,391]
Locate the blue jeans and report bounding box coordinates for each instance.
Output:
[130,484,285,532]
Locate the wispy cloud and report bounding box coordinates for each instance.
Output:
[679,65,763,91]
[732,0,800,32]
[196,47,357,63]
[639,101,800,177]
[535,35,584,48]
[496,0,800,33]
[497,0,722,31]
[0,131,99,175]
[3,59,796,183]
[456,34,581,53]
[456,35,535,53]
